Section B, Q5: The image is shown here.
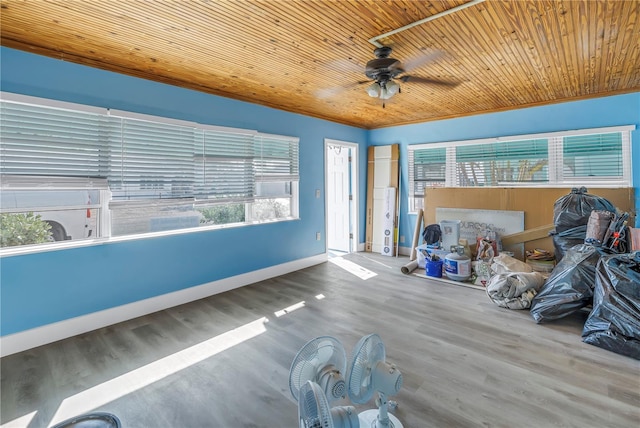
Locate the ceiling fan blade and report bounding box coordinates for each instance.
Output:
[316,80,370,99]
[324,59,364,74]
[401,50,444,72]
[388,59,404,71]
[400,75,459,87]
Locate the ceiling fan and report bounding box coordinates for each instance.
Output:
[364,46,457,105]
[320,46,457,107]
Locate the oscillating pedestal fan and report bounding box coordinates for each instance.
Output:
[289,336,348,403]
[290,336,359,428]
[348,334,404,428]
[298,380,359,428]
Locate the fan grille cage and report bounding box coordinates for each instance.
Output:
[331,379,345,399]
[289,336,347,401]
[395,372,404,393]
[299,382,334,428]
[348,333,385,404]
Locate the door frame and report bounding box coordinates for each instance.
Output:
[324,139,359,253]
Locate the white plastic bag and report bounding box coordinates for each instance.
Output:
[491,253,532,275]
[486,271,546,309]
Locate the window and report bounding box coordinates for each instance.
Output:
[407,146,446,212]
[452,139,549,187]
[556,132,628,183]
[0,93,300,250]
[0,175,109,247]
[408,126,634,213]
[251,133,300,221]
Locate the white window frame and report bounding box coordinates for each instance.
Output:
[408,125,634,213]
[0,92,300,254]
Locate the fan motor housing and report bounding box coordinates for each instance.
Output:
[365,58,404,81]
[319,368,346,401]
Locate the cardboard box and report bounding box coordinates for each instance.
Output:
[366,144,399,252]
[365,146,375,252]
[381,187,396,256]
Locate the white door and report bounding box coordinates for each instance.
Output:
[327,143,351,252]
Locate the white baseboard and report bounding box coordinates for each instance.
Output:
[398,245,411,256]
[355,243,409,256]
[0,253,328,357]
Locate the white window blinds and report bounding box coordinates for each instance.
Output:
[407,146,446,212]
[1,96,299,207]
[452,139,549,186]
[407,126,634,213]
[552,131,631,184]
[254,133,300,198]
[196,127,256,201]
[254,133,300,182]
[108,116,196,200]
[0,100,109,178]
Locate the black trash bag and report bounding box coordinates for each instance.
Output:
[551,225,587,262]
[553,187,616,234]
[582,252,640,359]
[423,224,441,246]
[530,244,600,323]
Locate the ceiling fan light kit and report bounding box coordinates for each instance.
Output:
[381,81,400,100]
[366,81,400,100]
[366,82,382,98]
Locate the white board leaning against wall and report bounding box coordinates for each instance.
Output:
[436,208,525,258]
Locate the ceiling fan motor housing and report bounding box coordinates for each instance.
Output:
[366,46,404,83]
[374,46,393,58]
[365,57,404,82]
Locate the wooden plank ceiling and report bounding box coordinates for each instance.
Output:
[1,0,639,129]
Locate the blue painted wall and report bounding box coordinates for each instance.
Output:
[369,92,640,251]
[1,46,638,338]
[0,47,368,335]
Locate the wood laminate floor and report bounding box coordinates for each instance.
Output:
[1,252,639,428]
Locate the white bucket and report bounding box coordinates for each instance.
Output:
[440,220,461,251]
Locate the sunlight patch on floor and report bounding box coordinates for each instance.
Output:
[2,410,37,428]
[47,317,269,426]
[328,256,377,280]
[328,249,348,258]
[274,301,306,317]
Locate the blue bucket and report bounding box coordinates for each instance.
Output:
[426,259,443,278]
